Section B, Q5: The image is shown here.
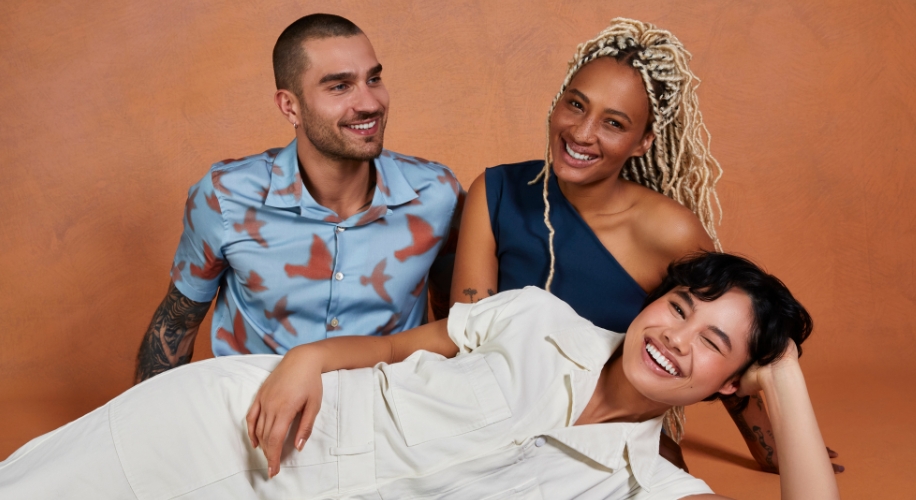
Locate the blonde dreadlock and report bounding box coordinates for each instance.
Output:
[530,18,723,443]
[531,17,723,294]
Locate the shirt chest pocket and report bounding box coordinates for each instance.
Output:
[388,352,512,446]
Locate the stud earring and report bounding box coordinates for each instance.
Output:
[293,122,298,129]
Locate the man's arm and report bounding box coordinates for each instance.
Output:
[134,282,212,384]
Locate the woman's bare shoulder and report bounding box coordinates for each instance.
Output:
[625,181,714,258]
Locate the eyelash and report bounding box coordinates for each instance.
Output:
[567,100,622,129]
[670,301,685,318]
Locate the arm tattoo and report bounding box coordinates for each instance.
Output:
[753,425,776,468]
[462,288,478,302]
[134,283,211,384]
[487,289,495,297]
[722,395,777,470]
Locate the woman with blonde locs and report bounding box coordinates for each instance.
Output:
[450,18,839,472]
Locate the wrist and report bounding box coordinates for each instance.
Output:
[288,344,325,372]
[758,358,803,397]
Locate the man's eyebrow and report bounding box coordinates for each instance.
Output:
[319,64,383,85]
[319,71,355,85]
[674,290,695,311]
[568,89,632,124]
[707,325,733,352]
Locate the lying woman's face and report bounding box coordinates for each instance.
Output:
[621,287,753,407]
[548,56,654,187]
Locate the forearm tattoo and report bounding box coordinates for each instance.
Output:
[723,395,777,469]
[753,425,776,468]
[134,283,210,383]
[462,288,478,302]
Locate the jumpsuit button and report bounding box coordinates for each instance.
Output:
[336,226,345,233]
[335,272,344,281]
[534,437,547,447]
[330,318,339,328]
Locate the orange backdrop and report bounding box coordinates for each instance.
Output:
[1,1,914,497]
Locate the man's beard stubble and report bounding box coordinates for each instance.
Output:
[301,107,386,162]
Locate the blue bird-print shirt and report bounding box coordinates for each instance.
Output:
[171,139,461,356]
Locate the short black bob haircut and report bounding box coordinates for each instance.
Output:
[273,14,363,99]
[643,252,813,401]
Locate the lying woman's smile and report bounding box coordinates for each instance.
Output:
[644,338,682,377]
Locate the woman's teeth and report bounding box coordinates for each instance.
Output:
[565,143,596,161]
[348,121,376,130]
[646,343,680,376]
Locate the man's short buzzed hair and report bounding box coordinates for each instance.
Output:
[273,14,364,99]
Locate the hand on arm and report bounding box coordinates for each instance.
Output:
[246,319,457,478]
[134,282,211,384]
[738,343,840,499]
[450,173,498,306]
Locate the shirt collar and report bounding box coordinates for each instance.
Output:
[264,141,418,224]
[543,416,664,491]
[544,327,662,490]
[547,327,624,372]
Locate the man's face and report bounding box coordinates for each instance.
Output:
[296,34,389,161]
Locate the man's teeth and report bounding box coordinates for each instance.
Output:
[347,121,376,130]
[565,143,596,161]
[646,343,679,376]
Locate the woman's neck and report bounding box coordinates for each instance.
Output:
[575,350,670,426]
[556,174,633,217]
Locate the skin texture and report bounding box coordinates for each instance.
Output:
[245,289,839,498]
[134,282,211,383]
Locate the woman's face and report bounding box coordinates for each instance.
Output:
[622,287,753,407]
[549,57,655,187]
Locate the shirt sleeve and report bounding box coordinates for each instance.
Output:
[170,171,229,303]
[446,288,528,352]
[427,186,464,320]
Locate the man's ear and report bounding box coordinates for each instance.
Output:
[717,375,741,397]
[274,89,301,127]
[632,130,656,158]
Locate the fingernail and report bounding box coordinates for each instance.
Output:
[837,465,845,473]
[268,466,274,478]
[296,438,305,451]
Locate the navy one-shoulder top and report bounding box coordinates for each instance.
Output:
[486,160,647,333]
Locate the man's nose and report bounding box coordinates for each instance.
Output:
[352,84,384,115]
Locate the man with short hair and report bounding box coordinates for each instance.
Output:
[134,13,461,383]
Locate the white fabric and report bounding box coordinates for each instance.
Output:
[0,287,713,499]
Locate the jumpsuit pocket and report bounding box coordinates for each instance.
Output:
[388,351,512,446]
[480,477,543,499]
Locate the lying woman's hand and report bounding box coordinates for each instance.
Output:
[736,342,844,474]
[246,345,323,478]
[736,341,800,398]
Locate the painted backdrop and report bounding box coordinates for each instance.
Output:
[1,1,914,497]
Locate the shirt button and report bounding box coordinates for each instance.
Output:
[330,318,339,328]
[335,272,344,281]
[336,226,345,233]
[534,437,547,448]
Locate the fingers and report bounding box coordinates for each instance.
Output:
[295,397,321,451]
[264,412,291,478]
[246,401,261,448]
[832,463,846,474]
[827,446,839,458]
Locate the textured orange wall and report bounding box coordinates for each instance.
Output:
[1,1,914,497]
